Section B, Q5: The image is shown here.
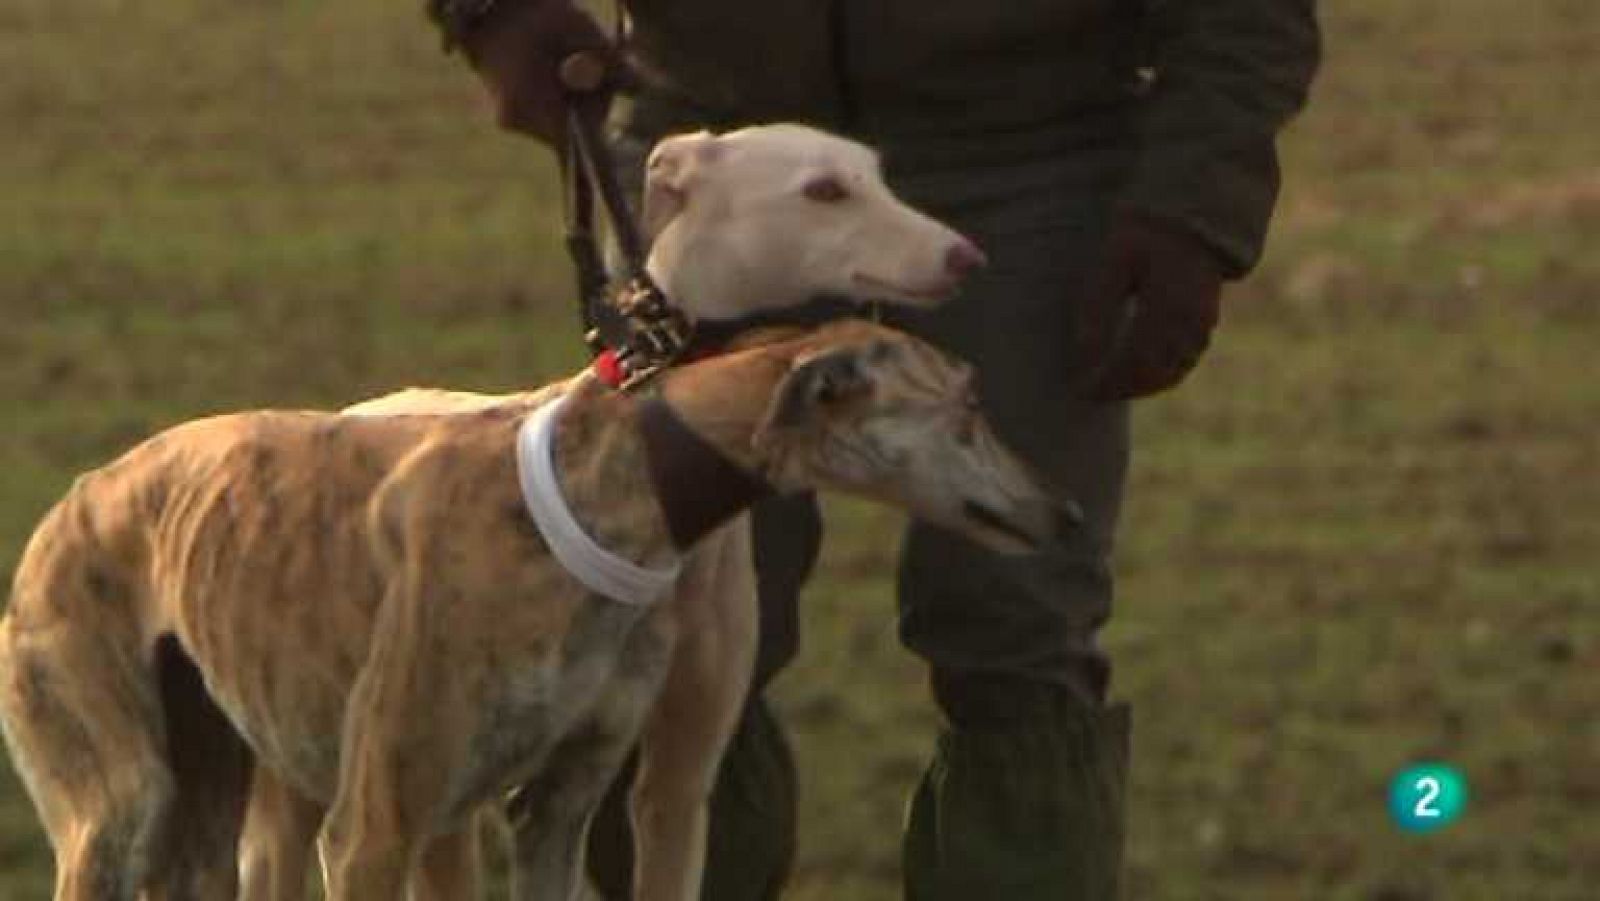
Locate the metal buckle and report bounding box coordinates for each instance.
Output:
[589,278,692,393]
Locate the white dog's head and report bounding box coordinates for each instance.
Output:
[642,124,987,322]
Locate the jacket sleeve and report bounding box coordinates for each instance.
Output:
[423,0,550,52]
[1121,0,1321,277]
[423,0,475,50]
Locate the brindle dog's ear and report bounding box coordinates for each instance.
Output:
[756,347,875,440]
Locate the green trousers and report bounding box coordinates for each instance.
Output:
[577,130,1136,899]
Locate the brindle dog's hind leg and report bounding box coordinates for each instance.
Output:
[0,619,177,901]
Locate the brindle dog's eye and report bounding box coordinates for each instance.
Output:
[803,176,849,203]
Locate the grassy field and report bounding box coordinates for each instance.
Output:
[2,1,1597,897]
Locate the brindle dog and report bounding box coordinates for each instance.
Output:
[0,321,1073,901]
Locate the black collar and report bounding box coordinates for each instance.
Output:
[637,396,774,551]
[685,296,873,357]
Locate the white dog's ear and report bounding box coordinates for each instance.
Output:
[643,130,719,239]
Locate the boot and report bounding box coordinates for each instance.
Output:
[904,676,1130,900]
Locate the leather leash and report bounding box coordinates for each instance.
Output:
[558,52,691,393]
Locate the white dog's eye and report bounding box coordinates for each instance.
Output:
[803,176,849,204]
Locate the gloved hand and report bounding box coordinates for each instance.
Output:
[1077,213,1225,401]
[460,0,618,145]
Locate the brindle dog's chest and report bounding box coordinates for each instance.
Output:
[442,595,675,820]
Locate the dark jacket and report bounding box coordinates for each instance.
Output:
[447,0,1321,275]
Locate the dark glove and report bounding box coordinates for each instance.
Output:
[460,0,618,145]
[1077,213,1225,401]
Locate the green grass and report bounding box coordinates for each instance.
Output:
[3,1,1597,897]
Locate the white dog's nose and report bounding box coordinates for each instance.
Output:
[946,239,988,280]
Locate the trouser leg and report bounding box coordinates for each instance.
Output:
[886,149,1135,900]
[903,677,1130,901]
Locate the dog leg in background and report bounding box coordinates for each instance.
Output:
[628,519,760,901]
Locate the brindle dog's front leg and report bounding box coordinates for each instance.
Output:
[409,822,482,901]
[503,601,675,901]
[240,763,484,901]
[630,519,759,901]
[240,766,323,901]
[318,675,433,899]
[319,581,475,901]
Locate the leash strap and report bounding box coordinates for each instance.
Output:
[558,52,692,393]
[562,120,606,333]
[565,98,648,281]
[517,393,681,606]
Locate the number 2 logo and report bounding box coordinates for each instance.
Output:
[1412,776,1442,818]
[1390,764,1466,832]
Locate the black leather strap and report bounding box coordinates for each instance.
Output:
[563,119,608,334]
[560,68,690,386]
[637,396,773,551]
[686,296,875,356]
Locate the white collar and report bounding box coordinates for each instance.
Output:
[516,394,681,607]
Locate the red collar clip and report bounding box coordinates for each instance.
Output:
[591,343,724,391]
[592,348,626,389]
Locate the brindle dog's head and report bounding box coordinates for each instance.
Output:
[750,321,1078,554]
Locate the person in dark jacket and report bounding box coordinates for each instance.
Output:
[426,1,1320,897]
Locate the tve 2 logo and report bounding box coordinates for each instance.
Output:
[1389,763,1468,833]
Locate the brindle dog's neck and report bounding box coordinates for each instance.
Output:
[543,381,681,569]
[547,352,787,563]
[641,342,809,547]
